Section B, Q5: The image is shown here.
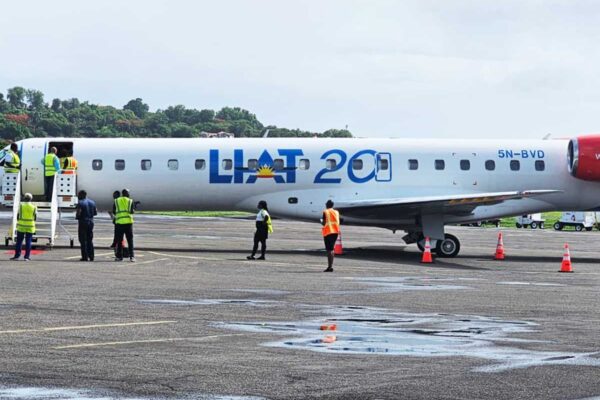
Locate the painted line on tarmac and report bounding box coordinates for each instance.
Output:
[148,251,223,261]
[135,257,169,265]
[52,333,245,349]
[64,252,114,260]
[0,320,176,335]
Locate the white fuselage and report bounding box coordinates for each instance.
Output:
[9,137,600,231]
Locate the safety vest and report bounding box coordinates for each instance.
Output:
[259,209,274,233]
[4,150,20,173]
[16,202,37,234]
[322,208,340,237]
[44,154,58,176]
[63,157,78,174]
[114,197,134,225]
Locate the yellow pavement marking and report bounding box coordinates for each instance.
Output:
[0,320,176,335]
[53,333,245,349]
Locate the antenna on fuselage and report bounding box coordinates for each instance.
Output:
[262,129,270,138]
[543,133,551,140]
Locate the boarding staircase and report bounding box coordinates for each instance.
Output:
[2,173,76,247]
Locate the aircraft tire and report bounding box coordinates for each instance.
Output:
[435,234,460,258]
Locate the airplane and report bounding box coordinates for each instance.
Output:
[1,134,599,257]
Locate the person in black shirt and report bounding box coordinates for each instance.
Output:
[75,190,97,261]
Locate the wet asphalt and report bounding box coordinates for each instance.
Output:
[0,213,599,399]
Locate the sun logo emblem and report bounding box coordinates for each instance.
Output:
[256,165,275,178]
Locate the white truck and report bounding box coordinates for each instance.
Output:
[553,212,597,231]
[515,213,545,229]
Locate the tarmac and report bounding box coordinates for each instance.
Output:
[0,213,600,399]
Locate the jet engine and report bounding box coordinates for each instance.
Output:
[568,135,600,181]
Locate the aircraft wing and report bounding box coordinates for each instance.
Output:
[336,190,561,218]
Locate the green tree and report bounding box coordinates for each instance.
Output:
[124,98,149,118]
[7,86,26,109]
[199,109,215,122]
[50,98,61,112]
[216,107,263,130]
[0,93,7,113]
[163,105,186,123]
[26,89,45,111]
[170,122,197,137]
[322,129,353,138]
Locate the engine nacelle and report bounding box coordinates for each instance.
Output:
[568,135,600,181]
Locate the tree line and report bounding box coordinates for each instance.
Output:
[0,86,352,146]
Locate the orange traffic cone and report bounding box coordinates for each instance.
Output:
[421,236,433,263]
[334,233,343,255]
[494,232,505,260]
[559,243,573,273]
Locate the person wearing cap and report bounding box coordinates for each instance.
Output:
[113,189,135,262]
[1,143,21,174]
[10,193,37,261]
[41,146,61,201]
[247,200,272,260]
[76,190,97,261]
[321,200,340,272]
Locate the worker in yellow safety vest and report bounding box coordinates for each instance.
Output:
[1,143,21,174]
[10,193,37,261]
[62,155,78,174]
[41,147,61,201]
[113,188,135,262]
[321,200,341,272]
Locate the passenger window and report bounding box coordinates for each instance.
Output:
[485,160,495,171]
[115,159,125,171]
[326,159,337,170]
[141,159,152,171]
[222,159,233,170]
[248,159,258,170]
[535,160,545,171]
[460,160,470,171]
[352,159,363,170]
[273,159,284,171]
[435,159,445,170]
[408,159,418,170]
[168,159,179,170]
[378,158,389,171]
[299,159,310,170]
[510,160,520,171]
[92,159,103,171]
[195,159,206,170]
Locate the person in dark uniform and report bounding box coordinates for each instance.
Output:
[76,190,97,261]
[247,200,271,260]
[108,190,121,254]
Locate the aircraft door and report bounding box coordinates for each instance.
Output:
[20,140,46,196]
[375,153,392,182]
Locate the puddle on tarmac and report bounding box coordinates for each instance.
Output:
[216,305,600,373]
[497,281,565,287]
[138,299,278,307]
[340,276,474,292]
[0,386,267,399]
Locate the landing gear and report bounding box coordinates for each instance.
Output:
[416,233,461,257]
[435,234,461,258]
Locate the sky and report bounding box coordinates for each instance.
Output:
[1,0,600,139]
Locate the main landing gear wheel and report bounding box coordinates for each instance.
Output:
[435,234,461,258]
